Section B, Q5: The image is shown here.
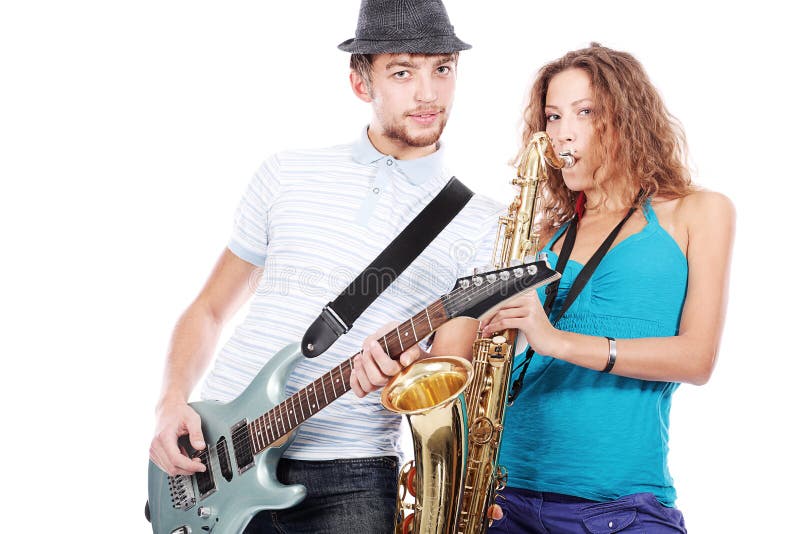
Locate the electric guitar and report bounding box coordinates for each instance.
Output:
[146,260,558,534]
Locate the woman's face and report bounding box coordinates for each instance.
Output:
[544,68,603,192]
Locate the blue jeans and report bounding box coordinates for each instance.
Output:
[488,487,687,533]
[243,456,399,534]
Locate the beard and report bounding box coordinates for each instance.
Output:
[379,108,449,148]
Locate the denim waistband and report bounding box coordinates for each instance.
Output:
[279,455,399,467]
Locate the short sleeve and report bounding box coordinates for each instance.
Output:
[227,155,281,267]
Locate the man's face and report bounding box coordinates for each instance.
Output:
[354,53,457,158]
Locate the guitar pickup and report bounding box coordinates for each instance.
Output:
[216,436,233,482]
[231,419,254,474]
[177,435,216,500]
[194,454,216,500]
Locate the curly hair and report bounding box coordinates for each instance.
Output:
[520,43,693,231]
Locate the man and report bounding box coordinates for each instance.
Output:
[149,0,503,531]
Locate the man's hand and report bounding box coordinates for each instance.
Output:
[350,322,424,397]
[149,400,207,476]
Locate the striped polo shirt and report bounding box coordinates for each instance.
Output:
[201,127,505,460]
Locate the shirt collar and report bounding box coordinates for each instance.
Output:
[352,126,446,186]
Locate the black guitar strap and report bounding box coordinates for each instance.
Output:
[302,177,474,358]
[508,200,640,403]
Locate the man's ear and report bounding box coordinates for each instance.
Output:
[349,71,372,103]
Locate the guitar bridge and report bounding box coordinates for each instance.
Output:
[168,474,196,511]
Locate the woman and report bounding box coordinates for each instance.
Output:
[482,43,735,532]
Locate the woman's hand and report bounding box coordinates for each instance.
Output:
[480,294,562,357]
[487,503,504,523]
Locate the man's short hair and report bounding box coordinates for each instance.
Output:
[350,54,375,91]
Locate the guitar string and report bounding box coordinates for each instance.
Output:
[227,302,448,453]
[205,271,544,459]
[233,272,541,455]
[187,268,547,463]
[235,300,451,452]
[206,272,543,461]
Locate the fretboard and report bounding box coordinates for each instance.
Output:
[247,298,450,455]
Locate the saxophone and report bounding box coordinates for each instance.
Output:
[380,132,572,534]
[456,132,574,533]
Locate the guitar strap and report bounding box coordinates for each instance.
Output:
[301,177,474,358]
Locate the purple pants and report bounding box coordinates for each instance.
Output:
[487,487,687,533]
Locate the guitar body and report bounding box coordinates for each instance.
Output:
[145,260,559,534]
[147,343,307,534]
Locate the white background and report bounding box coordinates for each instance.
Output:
[1,1,797,532]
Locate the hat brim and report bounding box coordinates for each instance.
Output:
[337,35,471,54]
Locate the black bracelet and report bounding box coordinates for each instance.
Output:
[602,337,617,373]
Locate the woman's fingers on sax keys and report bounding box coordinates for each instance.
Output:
[482,294,546,335]
[487,504,504,525]
[482,307,526,336]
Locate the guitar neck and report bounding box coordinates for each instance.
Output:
[246,298,450,455]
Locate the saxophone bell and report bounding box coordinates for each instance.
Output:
[382,356,473,534]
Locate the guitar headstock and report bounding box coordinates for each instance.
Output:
[442,260,560,320]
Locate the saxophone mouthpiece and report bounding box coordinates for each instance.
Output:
[559,151,575,168]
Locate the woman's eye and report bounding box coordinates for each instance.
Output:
[393,71,409,79]
[578,108,592,116]
[546,113,560,122]
[437,65,451,74]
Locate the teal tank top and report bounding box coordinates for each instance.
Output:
[498,199,688,506]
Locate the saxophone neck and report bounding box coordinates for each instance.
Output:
[518,132,574,179]
[497,132,573,264]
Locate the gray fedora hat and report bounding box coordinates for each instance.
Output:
[338,0,471,54]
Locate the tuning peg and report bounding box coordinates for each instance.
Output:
[513,267,524,278]
[486,273,498,283]
[459,279,470,289]
[526,264,538,275]
[499,270,511,281]
[472,275,484,286]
